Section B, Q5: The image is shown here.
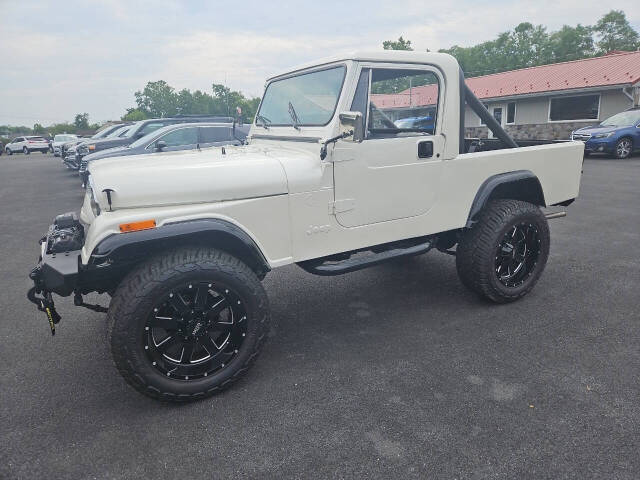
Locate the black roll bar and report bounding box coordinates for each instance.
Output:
[459,69,518,152]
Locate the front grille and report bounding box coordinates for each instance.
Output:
[572,133,591,141]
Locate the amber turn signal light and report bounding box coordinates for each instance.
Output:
[119,219,156,233]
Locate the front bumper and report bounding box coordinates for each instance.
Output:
[584,138,616,153]
[30,246,80,296]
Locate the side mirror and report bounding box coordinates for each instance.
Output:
[338,111,364,143]
[155,140,167,151]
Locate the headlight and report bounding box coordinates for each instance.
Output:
[593,132,614,138]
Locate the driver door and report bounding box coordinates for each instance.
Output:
[332,65,445,228]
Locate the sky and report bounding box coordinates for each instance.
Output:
[1,0,638,126]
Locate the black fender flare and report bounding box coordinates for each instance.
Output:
[89,218,271,277]
[466,170,546,227]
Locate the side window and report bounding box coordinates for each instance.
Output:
[199,126,231,144]
[156,127,198,147]
[14,137,23,143]
[368,69,439,136]
[139,122,165,136]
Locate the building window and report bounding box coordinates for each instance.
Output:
[549,94,599,122]
[507,102,516,124]
[479,103,489,125]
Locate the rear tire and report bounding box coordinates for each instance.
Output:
[23,146,29,155]
[456,199,550,303]
[108,247,270,402]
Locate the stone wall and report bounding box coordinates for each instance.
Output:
[465,121,591,141]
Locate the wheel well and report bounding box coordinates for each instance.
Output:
[84,219,271,293]
[467,171,545,227]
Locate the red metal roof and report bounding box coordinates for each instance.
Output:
[371,51,640,108]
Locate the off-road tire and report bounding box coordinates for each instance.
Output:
[456,199,550,303]
[23,146,29,155]
[107,247,270,402]
[614,137,633,159]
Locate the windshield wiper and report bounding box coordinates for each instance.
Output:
[288,102,301,130]
[256,114,272,129]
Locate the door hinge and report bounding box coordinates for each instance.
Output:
[329,199,355,214]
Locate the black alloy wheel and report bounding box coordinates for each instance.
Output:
[495,222,541,288]
[144,281,247,380]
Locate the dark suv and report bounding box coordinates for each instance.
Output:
[79,121,249,184]
[72,116,236,168]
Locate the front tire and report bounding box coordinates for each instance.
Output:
[23,146,29,155]
[7,148,12,155]
[107,247,270,402]
[456,199,550,303]
[614,138,633,159]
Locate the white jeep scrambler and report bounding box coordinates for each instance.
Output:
[28,51,583,402]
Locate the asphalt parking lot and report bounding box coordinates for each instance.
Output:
[1,152,639,479]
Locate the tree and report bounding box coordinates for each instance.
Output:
[383,36,413,51]
[593,10,640,53]
[33,123,45,134]
[134,80,178,117]
[122,108,148,121]
[547,24,594,62]
[74,113,89,130]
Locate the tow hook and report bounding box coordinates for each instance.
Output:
[27,286,61,336]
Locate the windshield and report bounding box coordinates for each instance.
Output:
[106,126,130,138]
[123,121,144,138]
[128,126,171,148]
[600,110,640,127]
[54,134,75,142]
[256,66,346,127]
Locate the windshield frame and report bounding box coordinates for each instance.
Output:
[255,63,348,128]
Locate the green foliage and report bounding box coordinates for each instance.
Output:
[134,80,178,118]
[126,80,260,123]
[593,10,640,53]
[431,10,639,77]
[383,36,413,51]
[74,113,90,130]
[32,123,45,134]
[122,108,148,121]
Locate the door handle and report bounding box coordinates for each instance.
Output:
[418,141,433,158]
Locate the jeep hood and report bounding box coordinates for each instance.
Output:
[88,145,291,210]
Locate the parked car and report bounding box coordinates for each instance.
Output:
[52,134,78,157]
[571,107,640,159]
[4,136,50,155]
[393,115,435,133]
[28,51,584,402]
[61,124,132,167]
[0,140,3,155]
[78,121,250,184]
[72,116,236,167]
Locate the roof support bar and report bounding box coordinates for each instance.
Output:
[463,84,518,149]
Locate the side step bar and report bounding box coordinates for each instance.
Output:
[545,211,566,220]
[298,239,433,276]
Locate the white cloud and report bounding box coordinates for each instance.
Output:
[0,0,638,126]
